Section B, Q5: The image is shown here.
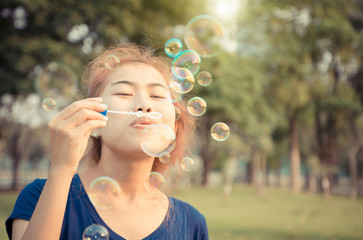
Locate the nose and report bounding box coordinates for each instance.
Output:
[135,95,152,113]
[137,107,151,112]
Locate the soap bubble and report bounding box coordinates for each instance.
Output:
[197,71,212,86]
[140,124,176,157]
[165,38,183,58]
[83,224,109,240]
[87,176,121,210]
[35,62,78,106]
[172,50,201,77]
[104,55,120,70]
[184,15,225,58]
[145,172,166,191]
[159,153,171,164]
[42,98,56,111]
[211,122,230,141]
[174,106,181,121]
[181,157,195,171]
[169,68,195,94]
[187,97,207,116]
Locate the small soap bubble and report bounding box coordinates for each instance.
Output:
[35,62,78,107]
[104,55,120,70]
[187,97,207,116]
[184,15,225,58]
[174,106,181,121]
[211,122,230,141]
[172,50,201,77]
[197,71,212,86]
[169,69,195,94]
[159,153,171,164]
[140,124,176,157]
[87,176,121,210]
[42,98,56,111]
[83,224,109,240]
[145,172,166,191]
[165,38,183,58]
[181,157,195,171]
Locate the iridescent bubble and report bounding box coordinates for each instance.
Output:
[140,124,176,157]
[174,106,181,121]
[165,38,183,58]
[172,50,201,77]
[197,71,212,86]
[83,224,109,240]
[159,153,171,164]
[104,55,120,70]
[187,97,207,116]
[169,68,195,94]
[42,98,56,111]
[184,15,225,58]
[211,122,230,141]
[145,172,166,191]
[181,157,195,171]
[35,62,78,107]
[87,176,121,210]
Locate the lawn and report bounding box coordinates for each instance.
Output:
[1,184,363,240]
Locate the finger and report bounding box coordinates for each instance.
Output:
[61,108,108,128]
[54,98,106,122]
[76,119,108,136]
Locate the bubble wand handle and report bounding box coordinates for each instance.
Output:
[100,109,162,119]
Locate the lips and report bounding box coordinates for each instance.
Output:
[130,117,157,128]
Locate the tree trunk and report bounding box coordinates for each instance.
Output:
[200,119,218,186]
[348,115,361,199]
[201,157,212,186]
[222,157,237,201]
[11,157,20,190]
[289,115,301,193]
[348,145,358,198]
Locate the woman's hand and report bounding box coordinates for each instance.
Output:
[48,97,108,176]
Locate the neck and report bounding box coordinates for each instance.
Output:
[81,146,157,201]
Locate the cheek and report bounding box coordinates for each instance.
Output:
[157,102,176,130]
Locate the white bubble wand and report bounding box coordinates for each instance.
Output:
[100,109,162,119]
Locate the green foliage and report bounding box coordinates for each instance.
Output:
[0,0,206,95]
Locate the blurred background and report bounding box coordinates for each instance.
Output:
[1,0,363,239]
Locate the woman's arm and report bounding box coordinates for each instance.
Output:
[12,98,107,240]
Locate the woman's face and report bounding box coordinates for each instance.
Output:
[99,63,176,156]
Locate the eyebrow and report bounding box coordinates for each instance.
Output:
[112,80,168,90]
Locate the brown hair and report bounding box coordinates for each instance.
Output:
[82,43,195,173]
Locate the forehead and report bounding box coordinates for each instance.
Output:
[104,62,168,87]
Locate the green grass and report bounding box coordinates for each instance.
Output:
[1,185,363,240]
[173,185,363,240]
[0,191,18,239]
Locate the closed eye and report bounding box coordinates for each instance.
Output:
[115,93,132,96]
[151,95,166,99]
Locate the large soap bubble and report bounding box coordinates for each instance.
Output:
[140,124,176,157]
[184,15,225,58]
[87,176,121,210]
[172,50,201,77]
[169,68,195,94]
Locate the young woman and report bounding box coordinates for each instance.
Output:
[6,43,209,240]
